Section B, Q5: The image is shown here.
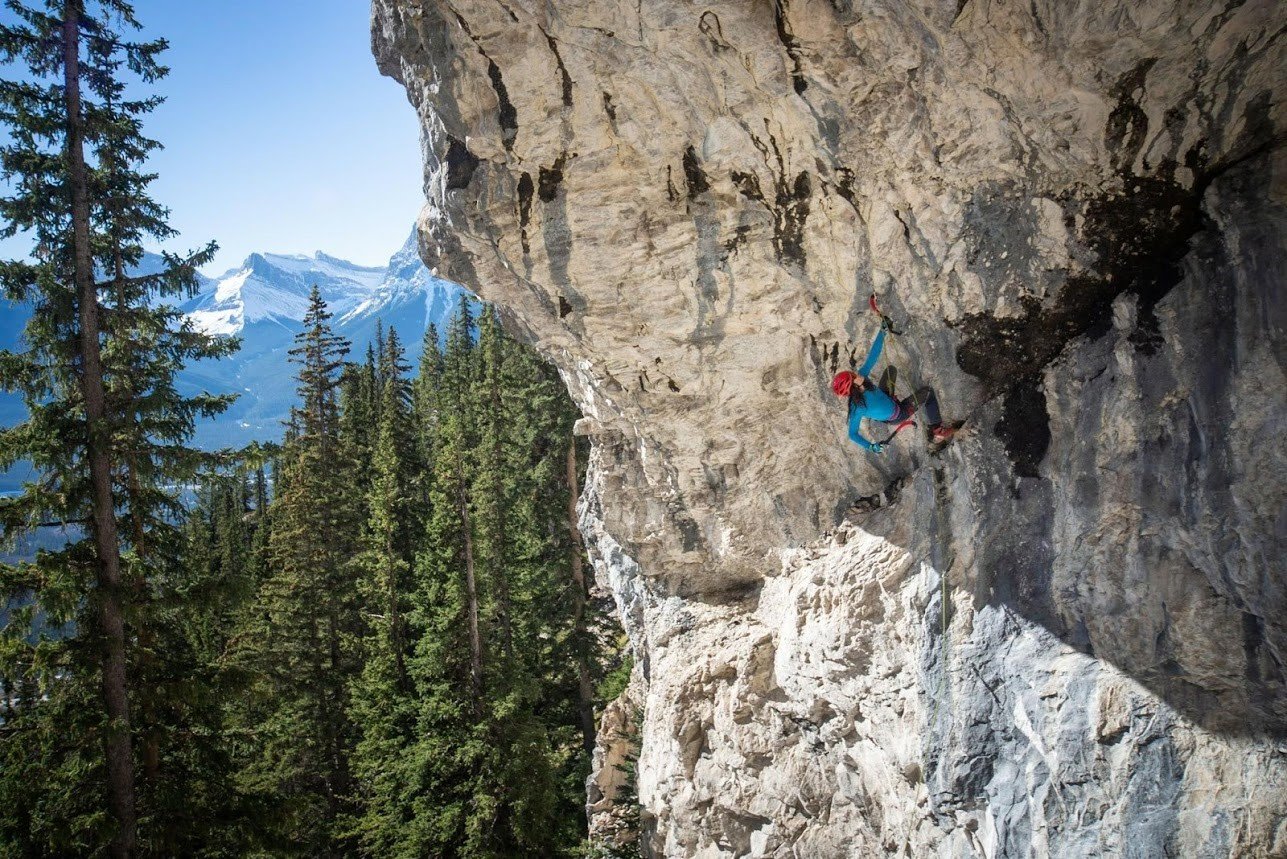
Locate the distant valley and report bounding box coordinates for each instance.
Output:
[0,229,469,491]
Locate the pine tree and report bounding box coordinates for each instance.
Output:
[228,287,364,854]
[491,316,596,849]
[392,302,585,856]
[0,2,236,854]
[346,326,427,854]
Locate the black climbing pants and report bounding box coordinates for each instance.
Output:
[896,387,942,426]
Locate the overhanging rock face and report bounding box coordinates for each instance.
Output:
[373,1,1286,855]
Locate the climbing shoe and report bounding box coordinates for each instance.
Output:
[930,424,957,443]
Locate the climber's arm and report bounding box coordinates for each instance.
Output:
[856,328,886,378]
[848,407,881,452]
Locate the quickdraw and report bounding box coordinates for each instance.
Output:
[869,293,903,335]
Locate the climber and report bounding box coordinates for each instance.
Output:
[832,313,957,454]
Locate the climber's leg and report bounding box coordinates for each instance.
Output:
[901,387,942,426]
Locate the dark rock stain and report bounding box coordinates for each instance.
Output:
[541,156,578,317]
[516,172,534,255]
[558,295,573,318]
[494,0,519,22]
[677,516,703,552]
[835,167,860,213]
[731,170,764,203]
[685,149,723,339]
[1029,0,1046,36]
[682,146,710,198]
[957,87,1279,479]
[779,171,812,265]
[486,61,518,148]
[541,27,574,107]
[454,13,519,150]
[1104,58,1158,172]
[958,178,1201,470]
[740,131,813,267]
[538,152,568,202]
[699,10,730,52]
[957,168,1209,474]
[602,91,617,124]
[766,134,812,267]
[444,136,479,190]
[1243,612,1264,683]
[772,0,808,95]
[995,378,1050,479]
[722,224,751,255]
[894,209,912,242]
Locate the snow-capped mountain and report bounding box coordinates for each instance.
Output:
[183,229,461,335]
[1,231,471,488]
[178,229,469,449]
[184,251,385,335]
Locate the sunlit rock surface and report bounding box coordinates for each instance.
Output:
[373,0,1286,855]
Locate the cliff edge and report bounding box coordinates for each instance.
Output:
[373,1,1286,854]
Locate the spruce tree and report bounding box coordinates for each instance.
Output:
[0,2,236,854]
[491,315,595,848]
[396,302,581,856]
[400,300,482,855]
[346,326,426,854]
[228,287,364,854]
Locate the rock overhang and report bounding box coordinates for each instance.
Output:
[374,0,1281,595]
[374,0,1286,853]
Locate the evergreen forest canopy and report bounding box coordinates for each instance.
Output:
[0,2,627,856]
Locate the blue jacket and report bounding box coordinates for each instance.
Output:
[847,329,897,451]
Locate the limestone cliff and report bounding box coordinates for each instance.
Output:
[372,1,1286,855]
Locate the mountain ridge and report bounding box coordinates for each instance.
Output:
[0,229,470,489]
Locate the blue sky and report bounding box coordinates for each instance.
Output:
[2,1,426,274]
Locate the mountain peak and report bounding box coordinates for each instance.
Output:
[313,250,382,270]
[183,228,466,339]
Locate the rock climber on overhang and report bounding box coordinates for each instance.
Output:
[832,295,958,454]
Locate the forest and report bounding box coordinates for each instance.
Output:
[0,2,632,856]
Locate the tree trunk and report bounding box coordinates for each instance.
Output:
[63,5,137,855]
[113,244,160,787]
[325,606,350,816]
[567,439,597,757]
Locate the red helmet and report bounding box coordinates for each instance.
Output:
[831,370,856,397]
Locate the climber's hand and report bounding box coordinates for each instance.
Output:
[870,442,885,454]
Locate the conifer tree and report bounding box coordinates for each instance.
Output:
[346,326,425,854]
[399,300,483,854]
[413,322,443,506]
[0,2,236,854]
[492,316,596,845]
[229,287,364,853]
[394,302,581,856]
